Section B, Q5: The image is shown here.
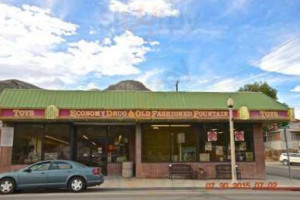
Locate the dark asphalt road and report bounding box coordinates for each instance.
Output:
[266,162,300,180]
[1,189,300,200]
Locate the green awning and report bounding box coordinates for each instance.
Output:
[0,89,288,110]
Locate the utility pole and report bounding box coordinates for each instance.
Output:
[176,80,179,92]
[283,125,292,180]
[227,97,237,183]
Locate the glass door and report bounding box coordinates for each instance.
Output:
[76,126,108,175]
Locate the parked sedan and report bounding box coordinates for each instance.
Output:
[0,160,104,194]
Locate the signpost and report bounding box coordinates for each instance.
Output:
[282,124,292,180]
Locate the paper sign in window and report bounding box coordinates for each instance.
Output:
[0,127,14,147]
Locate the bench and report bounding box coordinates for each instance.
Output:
[169,164,194,179]
[215,164,241,180]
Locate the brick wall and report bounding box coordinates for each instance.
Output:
[107,163,122,176]
[138,162,261,179]
[0,129,13,173]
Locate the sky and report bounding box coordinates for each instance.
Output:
[0,0,300,117]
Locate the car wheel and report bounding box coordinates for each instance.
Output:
[68,177,86,192]
[283,160,289,166]
[0,178,16,194]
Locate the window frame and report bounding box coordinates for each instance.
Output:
[29,161,51,171]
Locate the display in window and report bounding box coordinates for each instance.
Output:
[205,142,212,151]
[207,131,217,141]
[116,156,127,162]
[235,131,245,141]
[177,133,185,143]
[182,147,196,161]
[199,153,210,162]
[239,142,247,151]
[215,146,223,156]
[172,155,179,162]
[245,152,254,161]
[44,152,58,160]
[237,152,245,161]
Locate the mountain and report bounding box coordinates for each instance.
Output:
[0,79,150,93]
[104,80,150,91]
[0,79,40,93]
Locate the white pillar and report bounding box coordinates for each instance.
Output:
[229,108,237,182]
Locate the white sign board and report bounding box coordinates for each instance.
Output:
[1,127,14,147]
[177,132,185,144]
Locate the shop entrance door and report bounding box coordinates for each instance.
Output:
[75,124,135,176]
[76,126,109,175]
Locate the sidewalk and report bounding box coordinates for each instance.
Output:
[98,175,300,191]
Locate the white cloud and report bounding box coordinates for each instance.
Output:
[136,68,165,90]
[0,3,158,89]
[256,38,300,76]
[86,82,99,90]
[226,0,249,14]
[89,30,96,35]
[109,0,180,17]
[292,85,300,92]
[208,78,240,92]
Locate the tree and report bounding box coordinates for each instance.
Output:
[239,82,289,136]
[238,82,277,100]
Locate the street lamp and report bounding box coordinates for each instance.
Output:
[227,96,237,182]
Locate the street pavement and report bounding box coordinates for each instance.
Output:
[1,189,300,200]
[0,162,299,199]
[266,162,300,180]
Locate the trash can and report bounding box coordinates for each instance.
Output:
[122,162,133,178]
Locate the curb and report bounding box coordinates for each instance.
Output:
[96,187,300,192]
[252,187,300,191]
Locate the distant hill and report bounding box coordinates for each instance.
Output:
[0,79,150,93]
[104,80,150,91]
[0,79,40,93]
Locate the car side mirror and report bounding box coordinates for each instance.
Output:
[24,168,32,173]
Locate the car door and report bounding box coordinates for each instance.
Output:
[47,161,73,187]
[289,154,296,163]
[18,161,51,189]
[296,154,300,163]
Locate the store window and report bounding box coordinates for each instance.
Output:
[43,124,70,160]
[77,126,107,167]
[12,123,70,165]
[107,126,132,163]
[12,124,43,164]
[76,126,133,166]
[142,123,255,163]
[199,123,255,162]
[142,124,198,162]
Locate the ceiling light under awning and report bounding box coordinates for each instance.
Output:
[45,135,69,145]
[82,135,89,140]
[170,125,191,127]
[151,124,191,128]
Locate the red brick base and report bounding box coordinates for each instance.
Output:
[138,162,263,179]
[107,163,122,176]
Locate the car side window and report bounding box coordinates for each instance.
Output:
[30,162,51,171]
[50,162,72,170]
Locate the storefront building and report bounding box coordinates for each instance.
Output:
[0,89,293,179]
